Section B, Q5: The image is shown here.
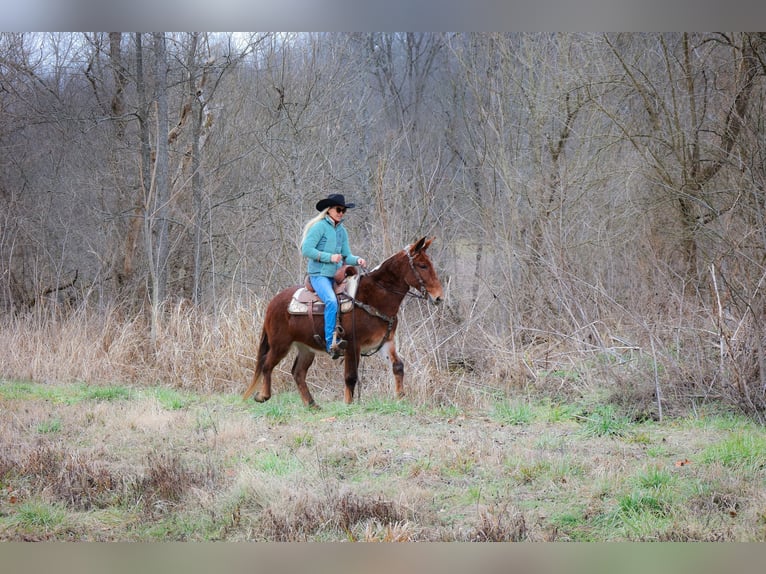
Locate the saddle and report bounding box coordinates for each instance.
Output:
[288,265,359,316]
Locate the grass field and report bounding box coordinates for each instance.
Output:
[1,379,764,541]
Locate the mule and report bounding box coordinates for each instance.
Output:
[242,236,444,408]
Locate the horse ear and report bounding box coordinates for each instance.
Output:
[409,236,434,255]
[411,237,427,253]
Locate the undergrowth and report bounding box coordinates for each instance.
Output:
[1,379,764,541]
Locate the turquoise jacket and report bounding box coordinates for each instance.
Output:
[301,216,362,277]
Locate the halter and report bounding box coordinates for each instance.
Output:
[405,248,430,300]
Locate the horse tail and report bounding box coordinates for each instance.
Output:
[242,329,270,400]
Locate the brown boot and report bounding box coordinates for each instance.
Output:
[329,339,347,359]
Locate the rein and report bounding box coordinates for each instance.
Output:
[352,294,395,356]
[350,248,429,356]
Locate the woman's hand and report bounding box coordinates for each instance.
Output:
[331,253,343,263]
[357,258,366,268]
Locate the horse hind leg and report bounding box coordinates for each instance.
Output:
[243,331,269,401]
[243,331,290,403]
[291,346,319,409]
[242,369,264,402]
[243,359,273,404]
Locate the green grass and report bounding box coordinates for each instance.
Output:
[0,380,135,404]
[549,509,589,539]
[634,465,675,490]
[618,491,670,517]
[150,387,197,410]
[614,491,673,537]
[578,405,629,437]
[591,490,673,540]
[533,432,567,451]
[247,392,303,423]
[249,451,302,476]
[1,380,80,403]
[550,458,586,483]
[0,380,37,399]
[492,400,534,425]
[291,432,315,449]
[10,501,68,531]
[539,400,582,423]
[83,385,134,402]
[646,444,671,457]
[36,419,62,434]
[432,404,463,419]
[194,408,219,434]
[362,396,416,416]
[140,512,222,541]
[683,407,755,431]
[308,401,361,419]
[441,451,477,478]
[700,432,766,472]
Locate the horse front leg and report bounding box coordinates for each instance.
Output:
[383,341,405,398]
[343,349,360,404]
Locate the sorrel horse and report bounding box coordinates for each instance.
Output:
[242,236,444,408]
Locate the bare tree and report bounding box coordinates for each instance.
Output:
[602,33,766,284]
[4,32,766,416]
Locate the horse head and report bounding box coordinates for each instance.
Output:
[406,236,444,305]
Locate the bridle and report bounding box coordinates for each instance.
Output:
[404,248,431,300]
[359,248,430,300]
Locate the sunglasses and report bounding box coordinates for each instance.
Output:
[333,206,347,214]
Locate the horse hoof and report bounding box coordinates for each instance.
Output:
[253,391,270,403]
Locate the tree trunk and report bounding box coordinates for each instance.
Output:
[187,33,204,305]
[153,33,170,305]
[133,33,152,300]
[108,32,140,292]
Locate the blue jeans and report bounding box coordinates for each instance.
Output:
[309,275,338,352]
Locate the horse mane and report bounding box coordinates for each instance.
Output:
[367,247,405,274]
[364,252,403,288]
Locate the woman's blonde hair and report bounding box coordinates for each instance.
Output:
[300,207,330,247]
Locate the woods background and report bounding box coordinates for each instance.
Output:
[2,32,766,419]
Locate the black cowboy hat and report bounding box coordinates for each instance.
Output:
[316,193,356,211]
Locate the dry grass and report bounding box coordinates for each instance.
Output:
[1,376,765,541]
[1,296,763,418]
[1,299,765,541]
[0,301,262,394]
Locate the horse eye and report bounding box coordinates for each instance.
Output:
[417,263,428,269]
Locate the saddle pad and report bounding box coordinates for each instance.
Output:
[288,291,354,315]
[288,274,359,315]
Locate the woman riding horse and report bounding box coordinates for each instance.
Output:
[243,236,444,408]
[300,193,367,359]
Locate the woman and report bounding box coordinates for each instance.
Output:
[300,193,367,358]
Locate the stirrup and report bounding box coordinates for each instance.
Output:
[329,339,347,359]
